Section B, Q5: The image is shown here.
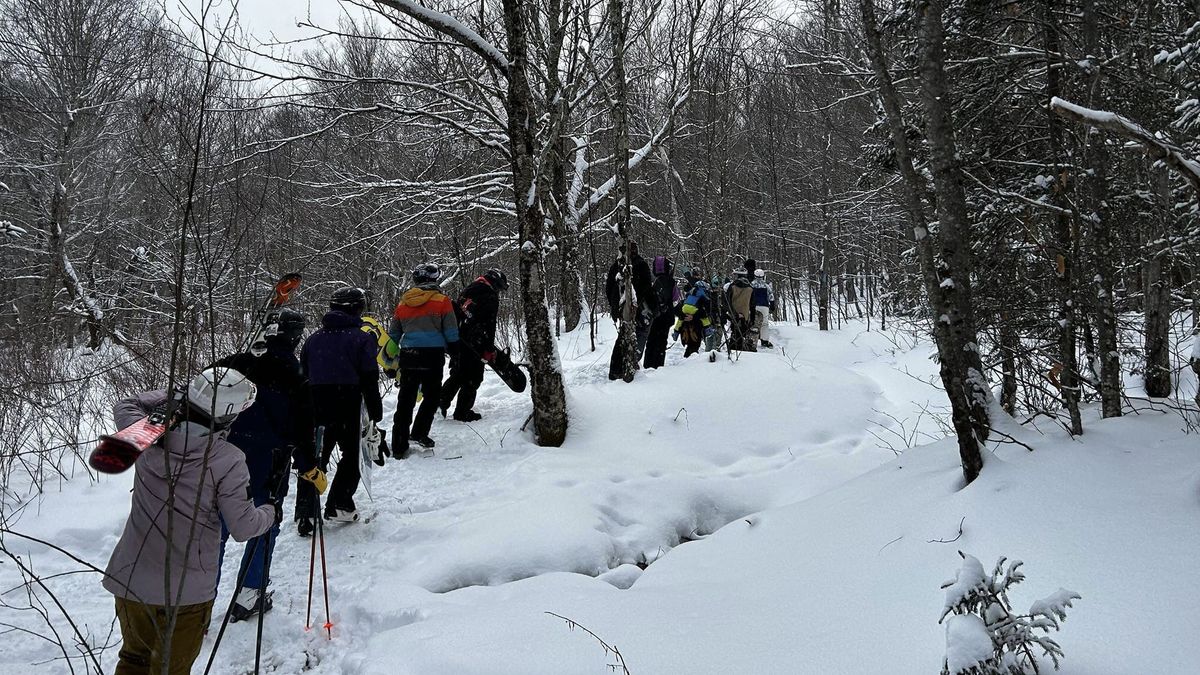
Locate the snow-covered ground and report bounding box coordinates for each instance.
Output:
[1,319,1197,674]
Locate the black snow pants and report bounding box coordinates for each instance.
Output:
[393,368,443,450]
[643,311,674,369]
[441,355,486,416]
[297,386,361,516]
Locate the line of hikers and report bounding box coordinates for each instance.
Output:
[606,244,776,379]
[102,263,508,674]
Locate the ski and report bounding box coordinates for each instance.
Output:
[89,272,303,474]
[248,273,303,356]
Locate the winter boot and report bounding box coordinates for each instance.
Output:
[761,339,774,349]
[452,410,482,422]
[412,436,436,449]
[296,517,314,538]
[230,588,273,623]
[324,507,359,523]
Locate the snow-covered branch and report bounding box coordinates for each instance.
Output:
[370,0,510,77]
[1049,97,1200,196]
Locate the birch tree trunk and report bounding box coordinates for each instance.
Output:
[503,0,568,444]
[610,0,640,382]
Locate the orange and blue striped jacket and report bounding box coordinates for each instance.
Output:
[388,286,459,369]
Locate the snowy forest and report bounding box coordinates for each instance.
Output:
[1,0,1199,673]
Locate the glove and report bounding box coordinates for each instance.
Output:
[377,428,391,464]
[268,447,292,491]
[482,350,496,363]
[301,467,328,495]
[267,499,283,527]
[671,330,679,341]
[384,367,398,380]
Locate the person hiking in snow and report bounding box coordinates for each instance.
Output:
[389,263,460,457]
[708,273,727,351]
[726,269,756,352]
[751,268,776,349]
[644,256,680,369]
[358,310,400,464]
[214,309,328,619]
[299,287,383,523]
[673,280,714,358]
[103,368,276,675]
[440,268,507,422]
[605,242,656,379]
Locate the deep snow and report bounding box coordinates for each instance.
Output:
[0,318,1197,674]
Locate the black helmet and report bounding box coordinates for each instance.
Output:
[268,308,306,344]
[483,268,509,291]
[412,262,441,284]
[330,286,367,315]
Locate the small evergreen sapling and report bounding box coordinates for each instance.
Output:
[939,551,1081,675]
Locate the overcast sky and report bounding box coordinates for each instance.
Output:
[167,0,355,45]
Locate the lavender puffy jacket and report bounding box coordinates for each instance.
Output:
[102,390,275,606]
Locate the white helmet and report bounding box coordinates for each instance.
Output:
[754,269,765,278]
[186,367,257,425]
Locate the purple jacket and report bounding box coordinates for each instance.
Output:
[102,391,275,606]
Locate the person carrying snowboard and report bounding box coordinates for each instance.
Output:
[726,269,756,352]
[299,287,382,523]
[103,368,276,675]
[644,256,680,369]
[389,262,459,457]
[751,268,776,349]
[673,280,713,358]
[440,268,507,422]
[213,309,328,621]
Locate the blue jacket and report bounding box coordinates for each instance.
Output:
[300,310,383,420]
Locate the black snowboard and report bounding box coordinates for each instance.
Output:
[485,348,527,393]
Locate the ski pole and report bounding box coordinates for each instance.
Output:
[204,456,291,675]
[305,425,330,636]
[203,535,262,675]
[317,509,333,639]
[254,460,291,674]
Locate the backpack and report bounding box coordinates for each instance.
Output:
[360,315,399,372]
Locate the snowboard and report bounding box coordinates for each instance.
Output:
[485,348,527,393]
[88,273,303,474]
[461,341,527,392]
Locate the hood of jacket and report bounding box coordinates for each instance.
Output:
[401,286,443,307]
[322,309,363,330]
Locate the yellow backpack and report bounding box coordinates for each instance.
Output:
[360,315,400,374]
